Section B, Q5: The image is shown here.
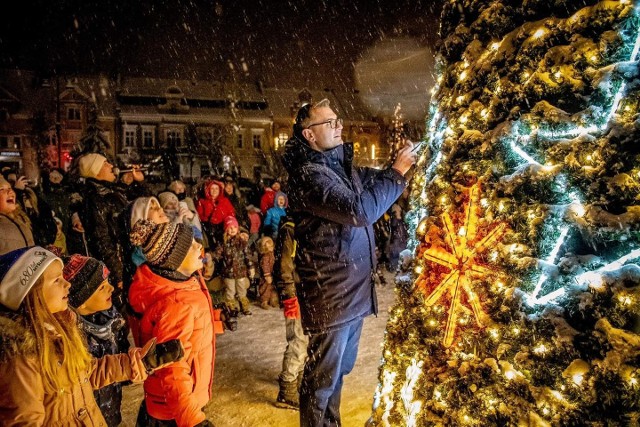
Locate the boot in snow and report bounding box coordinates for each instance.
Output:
[275,378,299,409]
[239,296,252,315]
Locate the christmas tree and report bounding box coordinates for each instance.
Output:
[371,1,640,425]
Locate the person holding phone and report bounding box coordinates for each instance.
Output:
[282,99,416,427]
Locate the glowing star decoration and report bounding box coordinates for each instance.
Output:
[419,183,507,347]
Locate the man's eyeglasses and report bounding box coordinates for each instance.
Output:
[305,118,343,130]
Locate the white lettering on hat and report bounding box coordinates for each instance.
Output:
[19,253,49,287]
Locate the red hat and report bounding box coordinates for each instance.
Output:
[224,216,239,231]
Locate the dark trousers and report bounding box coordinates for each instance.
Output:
[136,400,177,427]
[300,318,364,427]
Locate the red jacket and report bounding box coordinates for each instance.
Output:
[196,180,235,225]
[260,188,276,215]
[128,264,223,426]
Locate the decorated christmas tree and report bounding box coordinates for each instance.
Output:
[371,1,640,425]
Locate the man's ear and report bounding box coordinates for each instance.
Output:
[301,128,314,142]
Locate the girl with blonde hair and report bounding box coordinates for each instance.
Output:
[0,246,160,426]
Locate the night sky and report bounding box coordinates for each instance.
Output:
[0,0,442,91]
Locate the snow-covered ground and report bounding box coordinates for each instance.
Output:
[121,272,397,426]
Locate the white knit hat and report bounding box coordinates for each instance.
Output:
[0,246,63,311]
[130,196,161,228]
[78,153,107,178]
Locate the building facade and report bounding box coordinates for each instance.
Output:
[0,69,393,183]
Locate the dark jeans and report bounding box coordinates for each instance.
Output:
[300,318,364,427]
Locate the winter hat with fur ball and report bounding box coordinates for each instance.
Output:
[130,219,194,270]
[0,246,63,311]
[62,255,110,308]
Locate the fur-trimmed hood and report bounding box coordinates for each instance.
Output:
[0,312,36,363]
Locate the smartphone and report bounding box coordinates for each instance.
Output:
[411,140,425,153]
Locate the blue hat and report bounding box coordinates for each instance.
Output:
[0,246,63,310]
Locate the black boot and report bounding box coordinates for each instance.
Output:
[275,378,299,409]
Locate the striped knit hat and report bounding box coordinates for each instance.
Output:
[130,219,194,270]
[62,255,109,308]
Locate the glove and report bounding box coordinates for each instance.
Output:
[283,297,301,320]
[142,338,185,373]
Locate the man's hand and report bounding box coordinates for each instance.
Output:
[13,176,28,190]
[391,141,418,176]
[131,165,145,182]
[71,212,85,233]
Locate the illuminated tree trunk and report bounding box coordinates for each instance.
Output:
[371,1,640,425]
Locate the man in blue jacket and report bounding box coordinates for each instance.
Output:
[282,99,416,427]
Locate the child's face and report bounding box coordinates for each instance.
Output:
[277,196,285,207]
[264,239,274,252]
[42,261,71,314]
[79,279,114,314]
[178,239,204,276]
[227,225,238,237]
[147,200,169,224]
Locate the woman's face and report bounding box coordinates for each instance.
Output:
[178,239,204,275]
[209,184,220,199]
[147,200,169,224]
[0,182,16,214]
[42,261,71,314]
[78,279,114,315]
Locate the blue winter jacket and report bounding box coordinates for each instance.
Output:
[282,137,407,333]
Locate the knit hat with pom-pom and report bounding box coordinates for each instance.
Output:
[130,219,194,270]
[223,216,239,232]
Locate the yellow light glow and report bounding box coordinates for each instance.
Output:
[458,226,467,236]
[489,328,499,339]
[505,370,515,380]
[630,377,637,386]
[586,154,593,161]
[429,319,437,327]
[459,70,468,81]
[415,265,424,275]
[522,71,530,80]
[460,115,468,124]
[490,251,498,262]
[551,390,564,400]
[480,198,488,208]
[371,144,376,160]
[498,201,505,212]
[572,374,584,386]
[512,327,520,336]
[533,344,547,354]
[463,60,469,69]
[542,407,550,415]
[619,295,632,305]
[440,195,447,205]
[590,54,598,62]
[491,42,500,51]
[480,108,489,118]
[456,95,465,104]
[533,28,547,39]
[554,71,562,80]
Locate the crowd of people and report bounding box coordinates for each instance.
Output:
[0,98,416,427]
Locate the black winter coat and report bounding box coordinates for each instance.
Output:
[282,138,406,332]
[78,307,130,427]
[78,179,128,289]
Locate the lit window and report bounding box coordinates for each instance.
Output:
[277,132,289,149]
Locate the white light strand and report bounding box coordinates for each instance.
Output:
[401,359,423,427]
[527,226,570,306]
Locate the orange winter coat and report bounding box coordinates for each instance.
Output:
[128,264,223,427]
